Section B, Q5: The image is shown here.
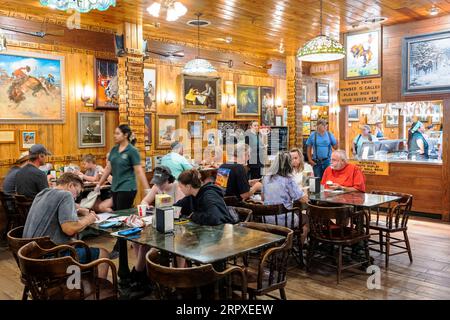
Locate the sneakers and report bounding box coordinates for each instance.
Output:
[119,267,153,300]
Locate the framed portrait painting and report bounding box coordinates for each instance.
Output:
[19,130,37,150]
[77,112,105,148]
[0,50,65,123]
[144,68,156,112]
[156,115,178,149]
[260,86,276,126]
[236,85,259,116]
[316,82,329,103]
[95,58,118,109]
[402,30,450,96]
[144,113,152,146]
[181,75,221,113]
[344,29,381,79]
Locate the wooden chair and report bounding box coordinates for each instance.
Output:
[18,241,118,300]
[7,226,94,300]
[146,250,247,300]
[13,194,34,225]
[242,200,304,266]
[368,191,413,269]
[224,196,242,207]
[307,202,370,284]
[0,191,21,232]
[229,206,252,222]
[236,222,293,300]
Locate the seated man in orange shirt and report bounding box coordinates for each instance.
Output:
[321,150,366,192]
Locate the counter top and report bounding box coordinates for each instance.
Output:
[350,158,442,166]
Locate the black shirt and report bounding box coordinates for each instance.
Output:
[16,164,49,198]
[2,166,21,195]
[216,163,250,199]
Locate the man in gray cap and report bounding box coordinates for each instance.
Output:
[16,144,52,199]
[160,141,193,179]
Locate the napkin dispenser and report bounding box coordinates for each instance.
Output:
[156,207,174,233]
[309,177,321,194]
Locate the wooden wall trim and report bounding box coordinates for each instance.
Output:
[442,99,450,221]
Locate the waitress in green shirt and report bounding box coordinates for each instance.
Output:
[96,124,150,210]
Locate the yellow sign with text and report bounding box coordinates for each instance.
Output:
[349,160,389,176]
[339,78,381,105]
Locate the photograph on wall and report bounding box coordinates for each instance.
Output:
[95,58,118,109]
[217,121,249,145]
[144,68,156,112]
[207,131,216,146]
[316,82,329,103]
[188,121,203,139]
[366,106,383,125]
[0,51,65,123]
[236,85,259,116]
[310,120,317,131]
[344,29,381,79]
[156,115,178,148]
[182,75,221,113]
[20,130,36,150]
[145,157,153,172]
[144,113,152,146]
[77,112,105,148]
[260,86,276,126]
[403,30,450,95]
[348,108,360,121]
[385,115,399,127]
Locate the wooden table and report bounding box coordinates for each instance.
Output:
[91,208,284,279]
[309,191,401,208]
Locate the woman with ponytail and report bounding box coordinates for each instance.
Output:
[176,169,236,226]
[96,124,150,210]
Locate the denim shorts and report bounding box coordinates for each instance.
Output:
[61,246,100,264]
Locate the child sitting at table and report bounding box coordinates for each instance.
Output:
[79,154,103,183]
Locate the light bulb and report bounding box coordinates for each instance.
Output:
[166,6,179,21]
[173,1,187,17]
[147,2,161,17]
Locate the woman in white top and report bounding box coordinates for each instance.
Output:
[289,148,313,189]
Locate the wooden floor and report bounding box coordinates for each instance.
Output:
[1,217,450,300]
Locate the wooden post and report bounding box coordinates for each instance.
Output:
[442,99,449,221]
[339,105,349,156]
[286,55,302,148]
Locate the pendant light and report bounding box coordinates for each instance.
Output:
[182,13,217,75]
[297,0,345,62]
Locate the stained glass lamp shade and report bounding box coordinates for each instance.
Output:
[40,0,116,13]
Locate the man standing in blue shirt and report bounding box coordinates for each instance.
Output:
[306,119,338,179]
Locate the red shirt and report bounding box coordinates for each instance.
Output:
[321,163,366,192]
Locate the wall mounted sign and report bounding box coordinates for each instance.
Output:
[349,160,389,176]
[339,78,381,105]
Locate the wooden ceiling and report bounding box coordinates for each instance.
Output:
[1,0,450,59]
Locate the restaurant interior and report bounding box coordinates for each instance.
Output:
[0,0,449,302]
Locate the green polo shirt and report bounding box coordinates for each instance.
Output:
[108,144,141,192]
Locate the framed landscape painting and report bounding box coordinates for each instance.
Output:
[348,108,360,121]
[402,30,450,95]
[181,75,221,113]
[188,121,203,139]
[236,85,259,116]
[77,112,105,148]
[95,58,118,109]
[0,50,65,123]
[144,68,156,112]
[344,29,381,79]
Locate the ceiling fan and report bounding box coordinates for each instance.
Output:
[0,25,64,38]
[198,56,233,68]
[243,61,272,70]
[145,49,185,58]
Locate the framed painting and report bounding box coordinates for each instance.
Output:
[77,112,105,148]
[275,115,283,127]
[310,120,317,131]
[348,108,360,121]
[188,121,203,139]
[402,30,450,95]
[19,130,37,150]
[156,115,178,149]
[344,29,381,79]
[316,82,329,103]
[207,131,216,146]
[0,130,15,144]
[236,85,259,116]
[302,122,311,135]
[260,86,276,126]
[385,115,399,128]
[0,50,65,123]
[95,58,118,109]
[431,114,441,124]
[302,85,307,104]
[181,75,221,113]
[144,113,152,146]
[144,68,156,112]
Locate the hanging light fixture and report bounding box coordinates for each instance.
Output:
[183,13,217,75]
[297,0,345,62]
[40,0,116,13]
[0,31,7,52]
[147,0,187,22]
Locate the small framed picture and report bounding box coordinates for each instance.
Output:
[0,130,16,144]
[316,82,329,103]
[302,85,307,104]
[188,121,203,139]
[156,115,178,149]
[275,115,282,126]
[144,113,152,146]
[207,131,216,146]
[432,114,441,124]
[20,130,36,150]
[311,120,318,131]
[348,108,360,121]
[302,122,311,135]
[77,112,106,148]
[145,157,153,172]
[385,115,399,127]
[144,68,157,112]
